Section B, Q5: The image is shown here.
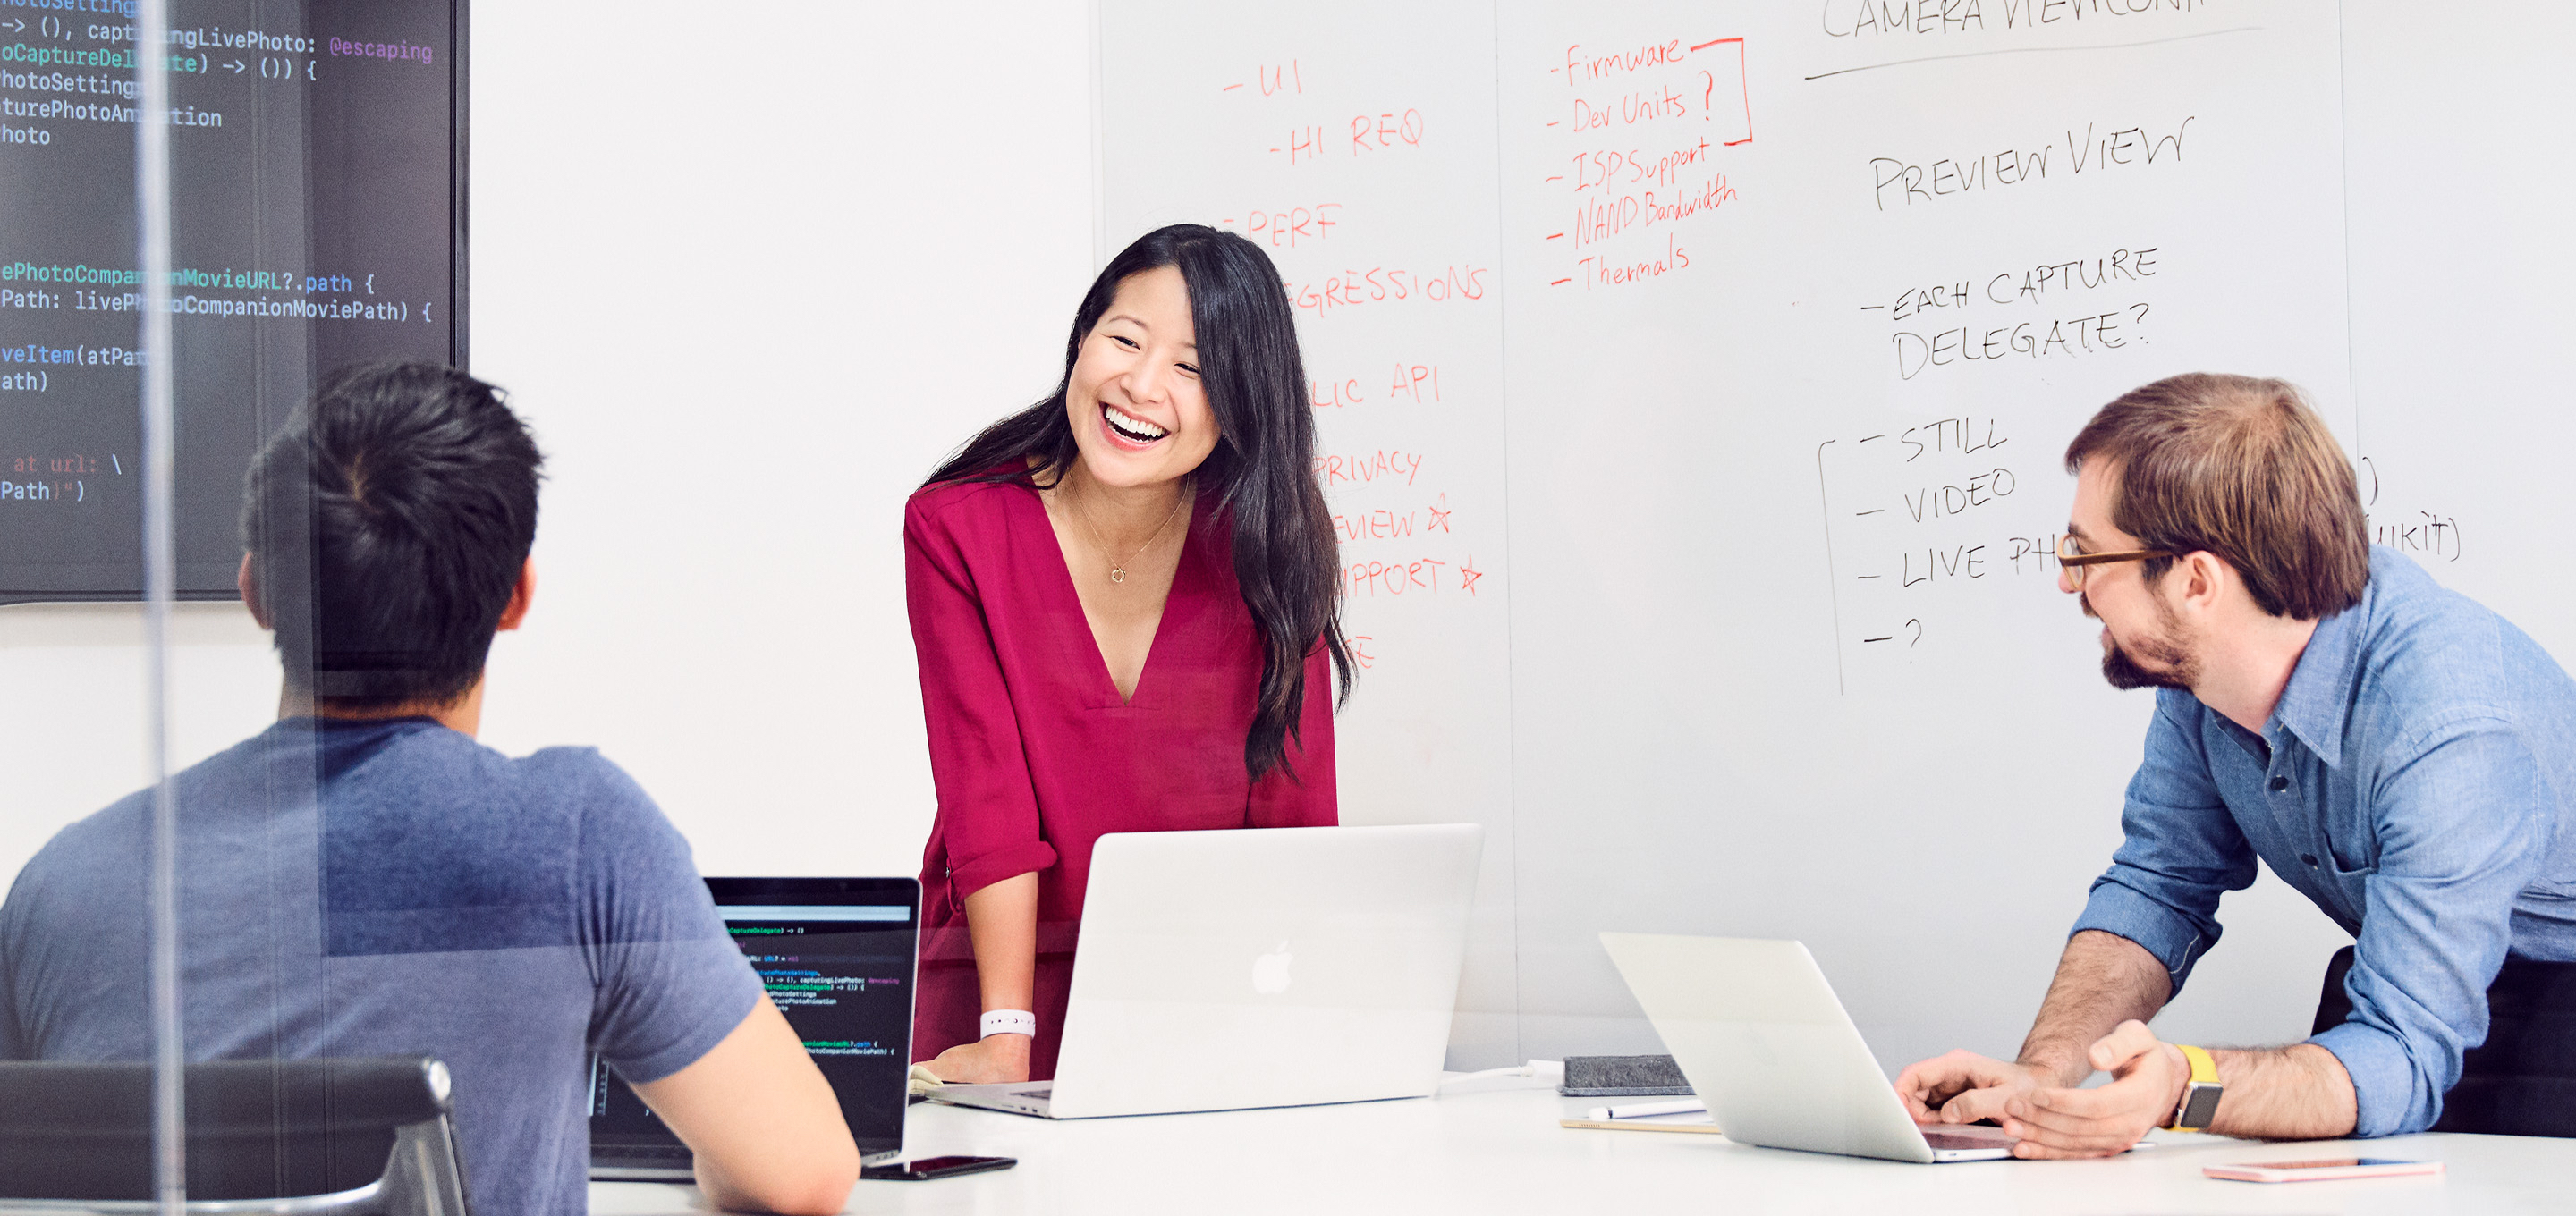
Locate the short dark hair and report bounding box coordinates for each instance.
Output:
[241,362,543,709]
[2063,373,2368,620]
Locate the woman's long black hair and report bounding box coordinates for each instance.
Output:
[925,224,1352,781]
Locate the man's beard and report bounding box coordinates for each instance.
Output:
[2088,595,2200,691]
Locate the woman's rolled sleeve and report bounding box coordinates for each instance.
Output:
[908,494,1059,907]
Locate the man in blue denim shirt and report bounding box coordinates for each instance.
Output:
[1896,373,2576,1155]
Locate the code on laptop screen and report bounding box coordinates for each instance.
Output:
[590,899,917,1157]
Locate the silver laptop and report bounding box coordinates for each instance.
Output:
[1601,933,2022,1163]
[933,823,1482,1119]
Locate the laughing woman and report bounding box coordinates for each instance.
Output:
[906,225,1352,1084]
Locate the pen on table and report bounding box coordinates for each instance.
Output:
[1583,1098,1706,1120]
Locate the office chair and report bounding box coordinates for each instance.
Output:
[2317,945,2576,1137]
[0,1057,469,1214]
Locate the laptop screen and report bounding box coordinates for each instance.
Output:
[589,877,919,1161]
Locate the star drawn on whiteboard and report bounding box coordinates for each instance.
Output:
[1458,557,1483,595]
[1427,494,1453,533]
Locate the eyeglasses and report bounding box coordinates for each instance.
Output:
[2056,536,2173,588]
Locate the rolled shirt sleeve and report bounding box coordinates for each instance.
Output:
[2072,690,2259,992]
[906,494,1060,905]
[2311,717,2548,1136]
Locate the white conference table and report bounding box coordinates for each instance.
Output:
[590,1076,2576,1215]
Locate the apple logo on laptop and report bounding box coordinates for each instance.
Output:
[1251,942,1294,994]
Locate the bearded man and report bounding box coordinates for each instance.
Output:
[1897,373,2576,1153]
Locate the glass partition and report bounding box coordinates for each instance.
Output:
[2,0,468,1207]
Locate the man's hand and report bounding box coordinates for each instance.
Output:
[927,1034,1031,1085]
[1894,1049,2049,1126]
[1997,1019,2188,1159]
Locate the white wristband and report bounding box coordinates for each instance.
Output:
[979,1009,1036,1039]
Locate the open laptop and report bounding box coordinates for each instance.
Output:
[589,877,920,1177]
[1600,933,2024,1163]
[933,823,1482,1119]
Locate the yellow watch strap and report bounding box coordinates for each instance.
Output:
[2165,1043,2221,1132]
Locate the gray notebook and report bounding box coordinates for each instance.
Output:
[1559,1054,1694,1097]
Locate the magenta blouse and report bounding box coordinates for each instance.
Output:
[903,473,1337,1078]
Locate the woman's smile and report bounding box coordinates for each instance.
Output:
[1099,401,1169,449]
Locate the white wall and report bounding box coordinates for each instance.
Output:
[2,0,1095,886]
[0,603,274,883]
[463,0,1096,878]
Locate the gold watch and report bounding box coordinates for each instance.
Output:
[2163,1043,2222,1132]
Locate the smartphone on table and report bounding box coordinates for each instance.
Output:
[2203,1157,2443,1183]
[860,1155,1018,1181]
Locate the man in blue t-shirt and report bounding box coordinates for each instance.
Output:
[0,364,858,1214]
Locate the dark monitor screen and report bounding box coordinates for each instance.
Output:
[0,0,466,602]
[589,878,920,1162]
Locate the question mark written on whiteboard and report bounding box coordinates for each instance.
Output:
[1701,70,1715,117]
[1906,618,1922,651]
[2130,301,2150,334]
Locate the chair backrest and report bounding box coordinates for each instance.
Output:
[0,1058,468,1215]
[2317,945,2576,1138]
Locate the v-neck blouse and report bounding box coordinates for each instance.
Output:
[903,474,1337,1072]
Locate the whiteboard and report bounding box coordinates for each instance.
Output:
[1094,0,2510,1070]
[2340,1,2576,658]
[1496,0,2351,1069]
[1095,0,1521,1062]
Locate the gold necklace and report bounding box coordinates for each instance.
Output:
[1069,483,1188,584]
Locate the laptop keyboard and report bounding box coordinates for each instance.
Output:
[1922,1129,2014,1151]
[592,1145,689,1161]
